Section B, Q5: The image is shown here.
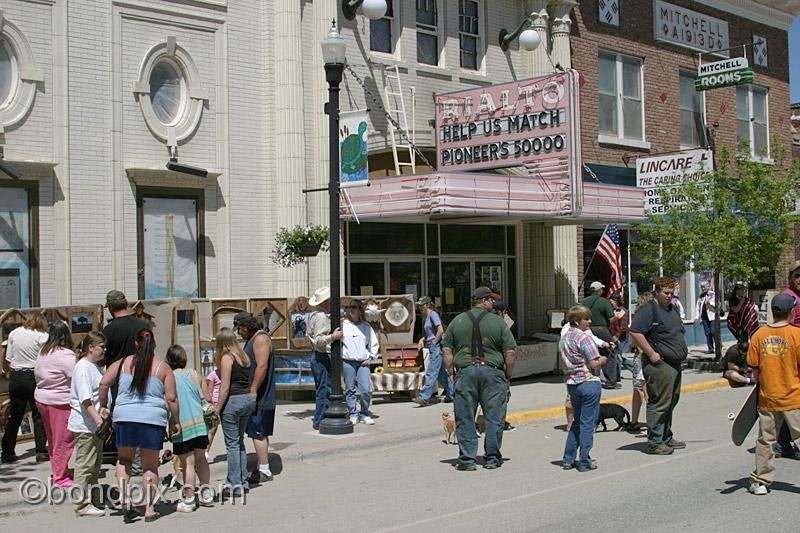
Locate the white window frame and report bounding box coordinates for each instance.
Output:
[458,0,484,74]
[132,37,209,143]
[416,0,443,68]
[0,19,43,130]
[679,70,706,149]
[369,0,400,59]
[597,51,649,149]
[736,85,771,162]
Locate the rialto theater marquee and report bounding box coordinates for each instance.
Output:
[435,70,581,179]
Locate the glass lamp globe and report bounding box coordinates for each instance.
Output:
[321,23,347,65]
[361,0,388,20]
[519,28,541,52]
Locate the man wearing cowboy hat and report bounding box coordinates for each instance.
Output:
[443,287,516,470]
[307,287,342,431]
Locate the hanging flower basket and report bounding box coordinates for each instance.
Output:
[271,224,330,268]
[297,242,322,257]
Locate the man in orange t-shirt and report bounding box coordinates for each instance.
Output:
[746,293,800,495]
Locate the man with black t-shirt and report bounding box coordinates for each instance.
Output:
[102,290,149,365]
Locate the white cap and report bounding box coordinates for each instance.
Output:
[589,281,605,291]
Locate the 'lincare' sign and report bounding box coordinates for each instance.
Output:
[653,1,729,57]
[636,149,712,215]
[694,57,753,91]
[435,70,581,179]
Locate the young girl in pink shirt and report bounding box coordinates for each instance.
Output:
[203,368,221,461]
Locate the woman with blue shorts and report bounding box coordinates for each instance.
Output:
[99,328,179,522]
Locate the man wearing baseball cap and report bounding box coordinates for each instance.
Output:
[442,286,516,470]
[746,292,800,495]
[102,290,149,365]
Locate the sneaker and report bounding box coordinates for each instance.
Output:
[645,443,674,455]
[613,382,623,389]
[248,470,273,485]
[576,461,598,472]
[562,461,575,470]
[76,505,106,517]
[360,415,375,425]
[413,392,440,407]
[349,415,359,425]
[198,490,215,507]
[1,454,18,464]
[455,463,477,471]
[748,482,768,495]
[443,396,454,403]
[176,499,197,513]
[503,422,516,432]
[36,453,50,463]
[666,439,686,449]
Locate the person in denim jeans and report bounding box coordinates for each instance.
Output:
[341,301,379,424]
[415,296,453,407]
[307,287,342,430]
[214,328,255,492]
[559,305,606,472]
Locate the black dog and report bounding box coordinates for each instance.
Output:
[596,403,630,431]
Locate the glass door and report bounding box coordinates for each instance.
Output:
[441,261,471,324]
[389,261,422,300]
[349,261,386,296]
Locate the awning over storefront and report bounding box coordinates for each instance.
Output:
[341,172,644,224]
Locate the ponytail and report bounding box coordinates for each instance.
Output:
[130,328,156,396]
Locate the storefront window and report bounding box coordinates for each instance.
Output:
[0,187,32,308]
[506,226,516,256]
[350,262,386,296]
[440,225,505,254]
[427,258,440,298]
[390,262,422,298]
[426,224,438,255]
[349,222,424,254]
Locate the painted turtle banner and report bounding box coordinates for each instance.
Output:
[340,109,369,188]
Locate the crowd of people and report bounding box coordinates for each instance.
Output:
[3,267,800,516]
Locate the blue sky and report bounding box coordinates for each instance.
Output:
[792,16,799,103]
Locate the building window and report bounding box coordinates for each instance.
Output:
[680,71,704,148]
[0,19,42,130]
[417,0,440,66]
[753,35,767,67]
[0,39,16,107]
[599,0,619,26]
[370,0,396,54]
[459,0,481,71]
[0,185,36,308]
[598,51,644,141]
[737,86,769,159]
[149,58,185,125]
[133,38,208,143]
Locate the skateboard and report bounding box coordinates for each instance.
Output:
[730,385,759,446]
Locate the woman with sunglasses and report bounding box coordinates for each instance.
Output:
[341,300,379,425]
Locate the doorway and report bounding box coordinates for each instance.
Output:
[440,259,504,323]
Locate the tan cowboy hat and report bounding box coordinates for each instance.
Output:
[309,286,331,307]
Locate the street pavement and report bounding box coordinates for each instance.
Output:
[3,346,797,531]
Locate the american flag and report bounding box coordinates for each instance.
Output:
[597,224,623,297]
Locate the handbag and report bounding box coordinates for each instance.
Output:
[202,400,219,429]
[95,357,124,444]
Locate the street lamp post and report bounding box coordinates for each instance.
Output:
[319,21,351,435]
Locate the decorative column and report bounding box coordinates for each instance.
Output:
[550,0,579,307]
[523,222,555,333]
[527,1,550,78]
[275,0,309,296]
[549,0,577,70]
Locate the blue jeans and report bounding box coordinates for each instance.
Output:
[701,316,716,351]
[453,364,508,467]
[342,360,372,418]
[563,380,601,469]
[221,393,256,489]
[311,352,332,428]
[419,344,454,402]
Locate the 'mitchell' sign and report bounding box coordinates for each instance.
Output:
[435,70,581,178]
[653,0,729,57]
[695,57,754,91]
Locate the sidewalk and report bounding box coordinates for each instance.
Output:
[0,344,729,516]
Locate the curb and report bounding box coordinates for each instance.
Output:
[505,378,728,425]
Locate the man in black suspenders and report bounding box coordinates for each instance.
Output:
[443,287,517,471]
